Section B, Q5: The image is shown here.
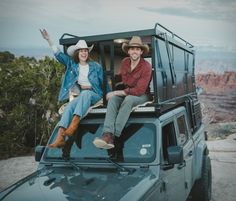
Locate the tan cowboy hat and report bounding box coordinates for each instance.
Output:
[67,40,94,56]
[122,36,149,55]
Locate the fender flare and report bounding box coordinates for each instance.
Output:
[194,141,208,180]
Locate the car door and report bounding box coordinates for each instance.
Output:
[160,120,186,201]
[176,113,194,198]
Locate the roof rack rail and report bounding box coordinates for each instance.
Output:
[60,33,79,40]
[154,23,194,48]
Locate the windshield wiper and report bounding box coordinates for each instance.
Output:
[45,157,81,171]
[65,159,80,171]
[84,157,134,175]
[61,155,80,171]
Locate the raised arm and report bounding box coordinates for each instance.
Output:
[40,29,54,47]
[39,29,72,67]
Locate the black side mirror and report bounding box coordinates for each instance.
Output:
[35,145,45,162]
[167,146,183,164]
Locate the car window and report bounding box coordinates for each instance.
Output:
[176,115,188,145]
[122,123,156,162]
[162,121,177,162]
[45,123,156,163]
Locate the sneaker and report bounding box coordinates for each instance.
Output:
[93,133,114,149]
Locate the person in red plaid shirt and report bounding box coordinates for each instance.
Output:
[93,36,152,149]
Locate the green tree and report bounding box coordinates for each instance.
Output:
[0,51,15,63]
[0,52,64,159]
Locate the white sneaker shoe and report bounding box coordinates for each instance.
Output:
[93,137,114,149]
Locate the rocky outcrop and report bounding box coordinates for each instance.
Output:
[196,71,236,123]
[196,71,236,93]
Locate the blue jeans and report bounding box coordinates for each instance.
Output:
[58,90,101,128]
[103,94,149,137]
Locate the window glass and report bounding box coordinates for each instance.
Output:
[45,123,156,163]
[162,122,177,161]
[177,115,188,145]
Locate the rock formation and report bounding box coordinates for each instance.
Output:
[196,71,236,123]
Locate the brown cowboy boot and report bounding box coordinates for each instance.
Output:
[48,127,66,148]
[64,115,80,137]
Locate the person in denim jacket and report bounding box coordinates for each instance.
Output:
[40,29,109,148]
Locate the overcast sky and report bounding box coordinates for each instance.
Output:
[0,0,236,56]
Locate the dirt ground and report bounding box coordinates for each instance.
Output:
[0,124,236,201]
[206,130,236,201]
[0,156,38,190]
[210,151,236,201]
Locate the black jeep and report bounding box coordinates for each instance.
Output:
[0,23,211,201]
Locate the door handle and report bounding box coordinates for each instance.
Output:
[188,150,193,157]
[177,161,186,169]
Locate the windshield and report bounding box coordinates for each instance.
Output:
[45,123,156,163]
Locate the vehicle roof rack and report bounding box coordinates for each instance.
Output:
[59,23,197,116]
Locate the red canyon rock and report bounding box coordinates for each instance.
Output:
[195,71,236,123]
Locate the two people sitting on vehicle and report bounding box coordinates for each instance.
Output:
[40,29,109,148]
[93,36,152,149]
[41,29,152,150]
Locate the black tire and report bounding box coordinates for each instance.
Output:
[191,155,212,201]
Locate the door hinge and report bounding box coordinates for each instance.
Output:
[185,181,188,189]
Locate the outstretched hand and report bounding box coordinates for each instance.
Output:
[106,91,115,100]
[106,90,126,100]
[40,29,50,41]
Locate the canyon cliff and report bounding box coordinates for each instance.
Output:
[196,71,236,123]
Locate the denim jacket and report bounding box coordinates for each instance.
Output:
[54,51,109,102]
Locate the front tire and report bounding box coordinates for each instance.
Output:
[191,155,212,201]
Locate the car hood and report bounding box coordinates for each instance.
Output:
[1,166,159,201]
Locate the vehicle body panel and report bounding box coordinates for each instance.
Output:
[1,166,161,201]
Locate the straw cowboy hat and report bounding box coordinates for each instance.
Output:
[122,36,149,55]
[67,40,94,56]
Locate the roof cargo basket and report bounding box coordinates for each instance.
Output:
[59,23,197,116]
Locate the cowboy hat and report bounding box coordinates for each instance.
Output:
[67,40,94,56]
[122,36,149,55]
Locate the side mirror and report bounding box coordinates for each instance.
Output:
[167,146,183,164]
[35,145,45,162]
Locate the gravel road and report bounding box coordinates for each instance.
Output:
[1,135,236,201]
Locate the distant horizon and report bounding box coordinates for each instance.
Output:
[1,47,235,74]
[1,46,236,59]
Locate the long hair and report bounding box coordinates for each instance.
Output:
[72,49,91,64]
